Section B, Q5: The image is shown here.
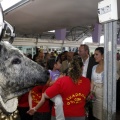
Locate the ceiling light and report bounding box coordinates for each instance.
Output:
[1,0,30,14]
[1,0,22,11]
[48,30,55,33]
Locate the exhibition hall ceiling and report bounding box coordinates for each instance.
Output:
[3,0,120,38]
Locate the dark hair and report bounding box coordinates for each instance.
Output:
[62,68,69,75]
[68,56,83,83]
[95,47,104,55]
[73,52,79,56]
[80,44,90,55]
[46,57,60,70]
[27,54,32,59]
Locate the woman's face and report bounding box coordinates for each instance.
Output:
[94,50,103,63]
[55,61,61,70]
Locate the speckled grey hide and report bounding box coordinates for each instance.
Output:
[0,41,49,113]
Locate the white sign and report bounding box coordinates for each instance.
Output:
[98,0,118,23]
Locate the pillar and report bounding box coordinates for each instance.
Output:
[55,29,66,51]
[92,23,102,44]
[55,29,66,40]
[103,21,117,120]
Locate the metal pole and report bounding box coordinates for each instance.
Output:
[112,21,117,120]
[103,21,117,120]
[103,22,109,120]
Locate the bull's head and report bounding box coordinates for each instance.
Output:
[0,41,49,113]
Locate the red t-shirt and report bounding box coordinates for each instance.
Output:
[18,92,29,107]
[31,85,50,112]
[46,76,90,117]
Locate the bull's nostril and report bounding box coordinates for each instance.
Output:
[47,71,50,76]
[44,70,50,76]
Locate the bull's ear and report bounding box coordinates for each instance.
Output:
[9,26,15,44]
[9,37,14,44]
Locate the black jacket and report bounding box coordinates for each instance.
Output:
[86,57,97,81]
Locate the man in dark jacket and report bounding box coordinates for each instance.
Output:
[79,44,97,120]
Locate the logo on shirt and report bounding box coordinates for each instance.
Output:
[31,90,42,103]
[66,92,86,105]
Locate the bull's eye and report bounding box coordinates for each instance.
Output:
[12,58,21,64]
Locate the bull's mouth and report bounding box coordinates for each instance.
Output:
[0,85,44,114]
[0,87,33,114]
[0,96,18,113]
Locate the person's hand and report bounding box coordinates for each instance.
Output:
[86,91,96,102]
[27,107,36,115]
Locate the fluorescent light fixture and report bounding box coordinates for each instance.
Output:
[48,30,55,33]
[82,35,104,44]
[82,37,92,44]
[1,0,29,14]
[1,0,22,11]
[100,35,104,44]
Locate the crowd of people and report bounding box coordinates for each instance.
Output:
[17,44,120,120]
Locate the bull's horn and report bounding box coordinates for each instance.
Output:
[0,4,4,42]
[0,23,7,41]
[4,21,15,44]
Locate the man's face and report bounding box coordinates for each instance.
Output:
[79,46,87,59]
[67,52,73,62]
[39,52,44,60]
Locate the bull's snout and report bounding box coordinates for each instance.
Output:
[46,70,50,76]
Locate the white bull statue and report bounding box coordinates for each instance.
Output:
[0,41,49,119]
[0,3,49,119]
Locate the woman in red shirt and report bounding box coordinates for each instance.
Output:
[28,84,51,120]
[28,56,90,120]
[18,92,33,120]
